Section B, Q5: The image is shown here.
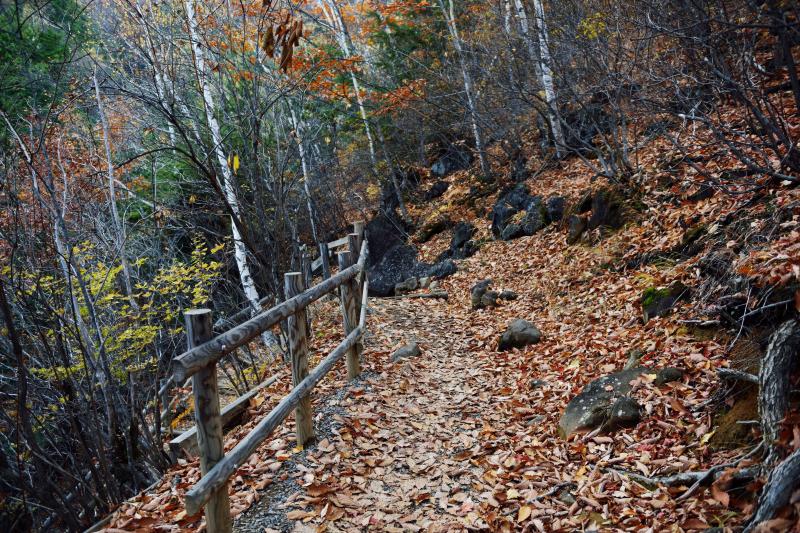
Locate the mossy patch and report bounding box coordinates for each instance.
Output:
[640,286,672,308]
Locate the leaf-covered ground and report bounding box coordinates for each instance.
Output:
[99,99,800,531]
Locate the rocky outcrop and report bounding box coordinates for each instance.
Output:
[365,209,409,268]
[437,222,477,262]
[500,196,547,240]
[567,215,587,244]
[498,319,541,351]
[491,184,533,238]
[415,215,453,243]
[499,290,518,301]
[588,187,626,231]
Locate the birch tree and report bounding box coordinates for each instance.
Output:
[436,0,491,179]
[183,0,263,316]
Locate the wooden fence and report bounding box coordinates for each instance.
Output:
[172,223,368,532]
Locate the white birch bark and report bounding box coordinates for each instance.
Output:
[530,0,565,156]
[184,0,262,315]
[289,105,320,244]
[437,0,491,178]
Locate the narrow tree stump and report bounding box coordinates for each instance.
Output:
[284,273,314,445]
[186,309,231,532]
[338,251,361,380]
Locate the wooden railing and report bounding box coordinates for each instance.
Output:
[173,223,368,532]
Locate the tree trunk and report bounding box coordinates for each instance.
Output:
[437,0,490,179]
[530,0,565,156]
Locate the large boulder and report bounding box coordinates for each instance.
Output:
[498,319,541,351]
[426,258,457,279]
[438,222,477,262]
[558,367,649,437]
[365,209,409,267]
[415,215,453,243]
[567,215,587,244]
[491,184,533,237]
[368,245,419,296]
[431,144,473,177]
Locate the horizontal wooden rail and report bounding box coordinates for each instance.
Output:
[184,325,364,515]
[310,235,349,272]
[173,240,368,383]
[168,374,280,455]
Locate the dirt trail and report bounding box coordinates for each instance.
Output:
[237,296,500,532]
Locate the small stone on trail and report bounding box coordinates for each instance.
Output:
[395,277,419,294]
[498,319,541,351]
[529,379,547,389]
[655,367,684,385]
[470,279,492,310]
[480,291,499,308]
[499,290,518,301]
[391,342,421,362]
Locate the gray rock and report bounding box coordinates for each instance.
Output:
[499,290,518,301]
[471,279,492,310]
[588,187,626,231]
[426,258,457,279]
[567,215,587,244]
[391,342,421,362]
[480,291,499,308]
[529,379,547,389]
[429,280,440,290]
[641,281,690,323]
[558,367,650,437]
[368,245,419,296]
[394,277,419,294]
[498,319,541,351]
[604,397,642,431]
[546,196,566,222]
[655,367,684,385]
[500,196,547,241]
[491,184,532,237]
[418,276,431,289]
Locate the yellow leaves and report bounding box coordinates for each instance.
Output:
[505,488,520,499]
[517,505,532,523]
[577,12,607,40]
[227,154,240,174]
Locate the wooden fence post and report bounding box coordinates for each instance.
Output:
[284,273,315,445]
[185,309,231,533]
[337,251,361,380]
[353,220,365,250]
[347,233,365,365]
[318,242,331,280]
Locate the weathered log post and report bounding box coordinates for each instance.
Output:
[284,273,315,445]
[318,242,331,280]
[353,220,365,250]
[301,247,312,289]
[185,309,231,532]
[347,233,365,366]
[337,251,361,380]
